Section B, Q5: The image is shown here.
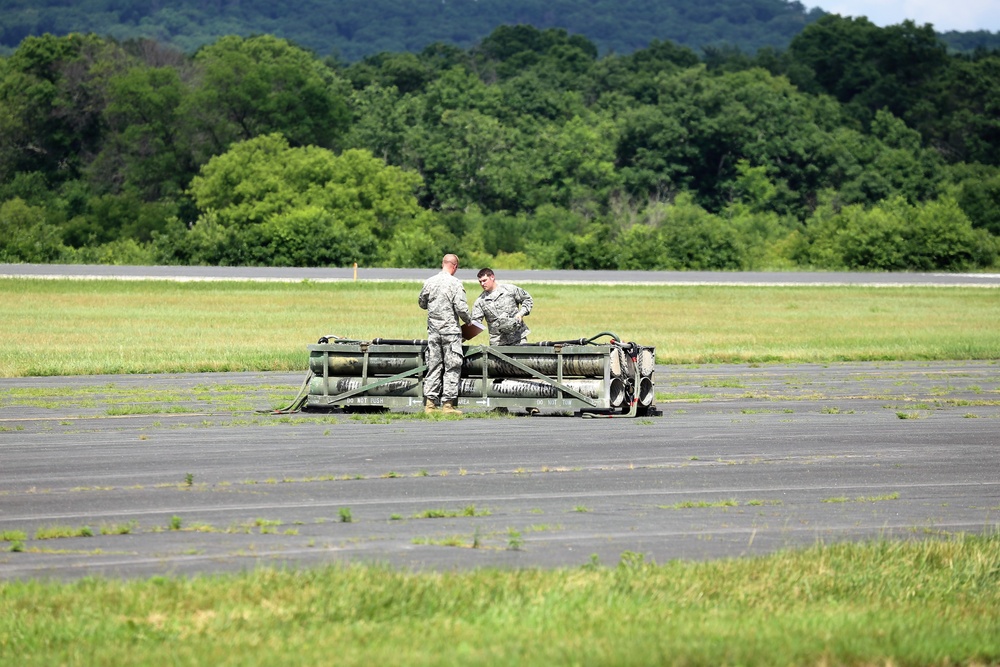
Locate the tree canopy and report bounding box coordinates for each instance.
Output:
[1,21,998,271]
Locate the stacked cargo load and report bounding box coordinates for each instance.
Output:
[299,333,658,417]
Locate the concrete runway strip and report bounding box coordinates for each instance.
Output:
[1,361,998,580]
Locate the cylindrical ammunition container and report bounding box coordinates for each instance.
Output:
[311,350,614,379]
[637,376,655,406]
[461,354,610,378]
[637,347,655,377]
[609,347,636,379]
[309,376,606,400]
[609,377,628,407]
[308,352,423,376]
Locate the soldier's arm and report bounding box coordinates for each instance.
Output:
[516,286,533,317]
[453,284,471,324]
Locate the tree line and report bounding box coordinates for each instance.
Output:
[1,17,999,271]
[4,0,998,62]
[0,0,827,61]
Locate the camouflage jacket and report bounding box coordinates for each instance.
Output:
[471,283,533,337]
[418,271,470,336]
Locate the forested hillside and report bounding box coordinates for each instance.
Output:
[1,18,999,271]
[3,0,998,60]
[2,0,826,60]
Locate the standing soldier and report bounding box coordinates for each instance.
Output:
[418,254,471,415]
[471,268,533,346]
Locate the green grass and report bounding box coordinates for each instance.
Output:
[413,505,490,519]
[2,278,999,376]
[658,499,740,509]
[33,524,94,539]
[0,534,996,666]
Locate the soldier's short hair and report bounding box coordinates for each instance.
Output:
[477,268,494,279]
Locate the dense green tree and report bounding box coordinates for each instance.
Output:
[599,39,701,104]
[343,51,437,94]
[413,108,531,213]
[817,110,945,207]
[952,165,1000,236]
[788,15,949,127]
[182,35,350,160]
[0,197,65,262]
[554,223,618,270]
[0,34,110,186]
[183,133,423,266]
[617,66,839,215]
[496,71,587,124]
[529,114,621,213]
[342,83,417,166]
[919,53,1000,165]
[89,63,192,201]
[475,25,599,89]
[385,211,457,268]
[795,196,995,271]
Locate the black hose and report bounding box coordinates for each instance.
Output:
[585,332,622,345]
[515,332,625,347]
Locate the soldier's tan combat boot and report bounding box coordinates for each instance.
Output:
[424,400,438,414]
[441,401,463,416]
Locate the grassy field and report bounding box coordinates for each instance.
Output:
[2,278,999,376]
[1,534,997,665]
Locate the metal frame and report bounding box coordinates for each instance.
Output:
[302,340,656,417]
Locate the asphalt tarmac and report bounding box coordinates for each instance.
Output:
[2,361,998,580]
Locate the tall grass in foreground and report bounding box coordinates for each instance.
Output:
[1,534,997,666]
[2,278,999,376]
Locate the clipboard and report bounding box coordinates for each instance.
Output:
[461,320,485,341]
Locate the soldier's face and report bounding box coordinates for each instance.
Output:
[478,274,496,292]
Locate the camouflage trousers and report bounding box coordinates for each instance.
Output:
[423,331,464,404]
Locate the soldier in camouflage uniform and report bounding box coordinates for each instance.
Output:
[418,254,471,415]
[471,268,533,346]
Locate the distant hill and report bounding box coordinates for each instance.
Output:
[1,0,821,60]
[1,0,996,60]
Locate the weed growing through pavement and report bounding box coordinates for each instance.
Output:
[34,525,94,539]
[100,521,138,535]
[506,528,523,550]
[658,499,739,510]
[412,505,490,519]
[823,492,899,504]
[412,535,467,547]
